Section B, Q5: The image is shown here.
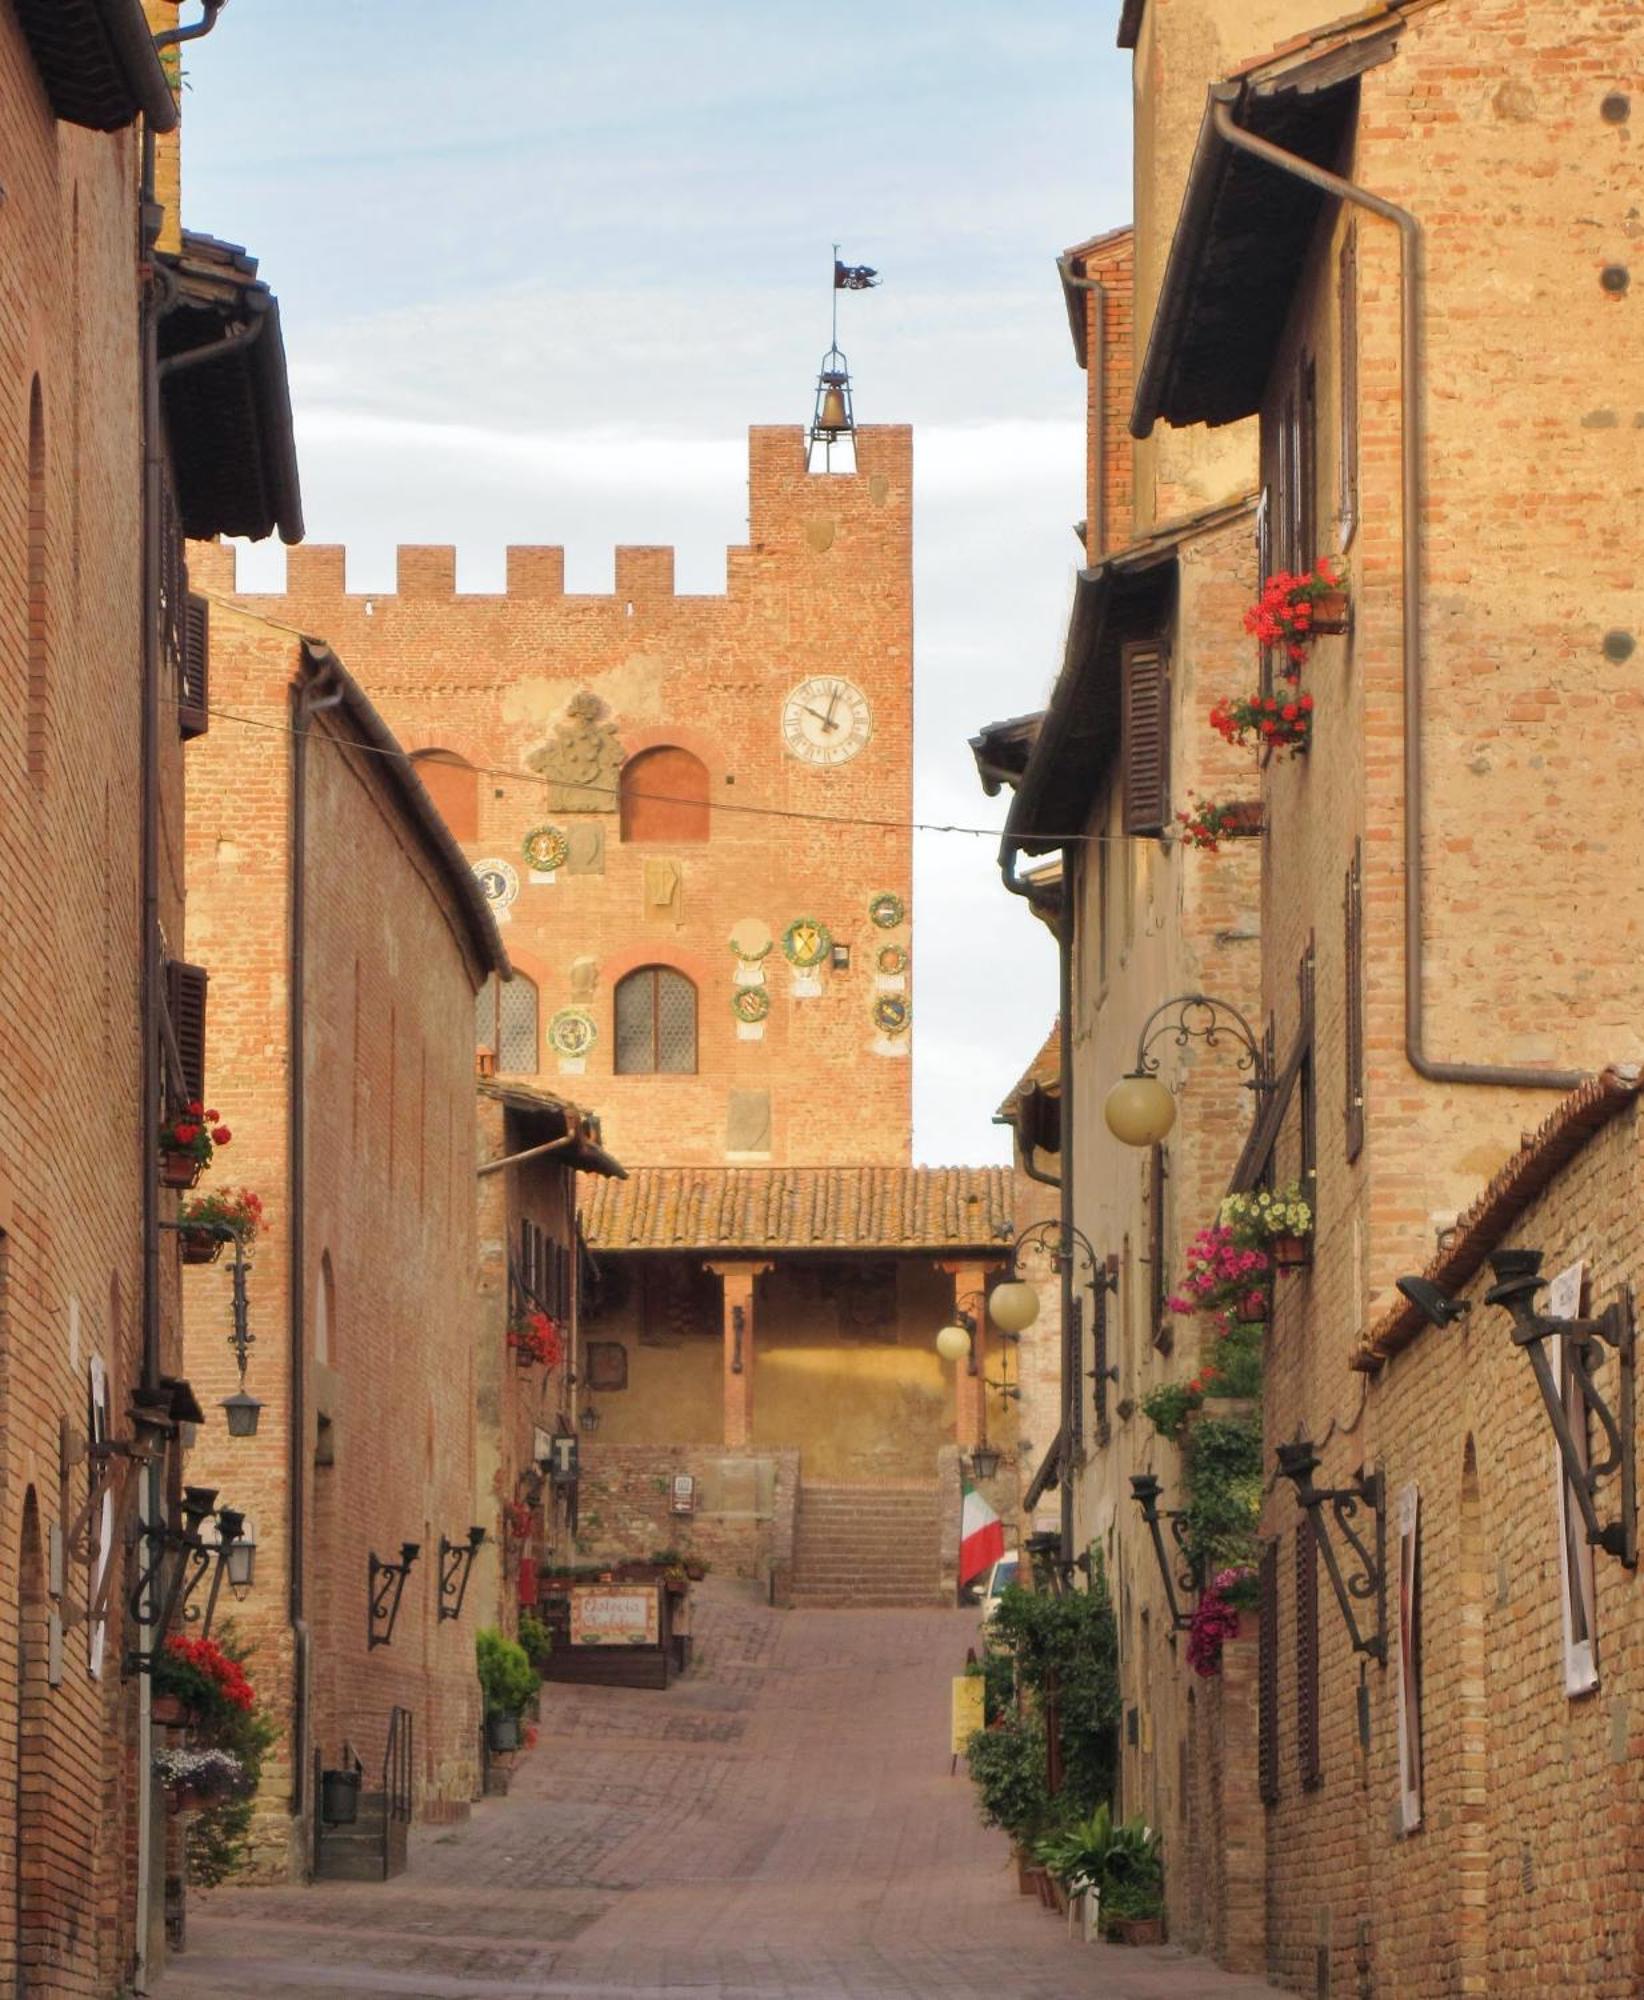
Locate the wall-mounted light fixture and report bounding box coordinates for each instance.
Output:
[1394,1275,1470,1329]
[217,1508,256,1603]
[1485,1249,1635,1567]
[1275,1435,1386,1663]
[162,1218,263,1435]
[1104,993,1270,1148]
[126,1486,252,1659]
[438,1527,487,1622]
[367,1542,421,1651]
[1128,1473,1196,1632]
[934,1308,978,1375]
[969,1443,1002,1482]
[731,1302,746,1375]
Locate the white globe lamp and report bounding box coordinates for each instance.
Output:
[987,1281,1041,1335]
[1104,1071,1177,1148]
[934,1323,973,1364]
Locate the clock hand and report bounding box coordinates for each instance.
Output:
[802,705,839,731]
[824,684,842,727]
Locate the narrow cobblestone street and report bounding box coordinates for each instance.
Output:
[154,1584,1284,2000]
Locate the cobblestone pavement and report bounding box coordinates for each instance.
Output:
[153,1584,1286,1999]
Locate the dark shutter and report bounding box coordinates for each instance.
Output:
[165,960,208,1106]
[1259,1539,1280,1805]
[1297,1514,1323,1789]
[1121,640,1170,835]
[1149,1143,1170,1352]
[1093,1256,1115,1444]
[1299,355,1318,575]
[1066,1294,1084,1454]
[1338,227,1359,541]
[179,592,209,739]
[1344,843,1365,1162]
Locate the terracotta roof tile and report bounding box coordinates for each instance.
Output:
[580,1165,1016,1254]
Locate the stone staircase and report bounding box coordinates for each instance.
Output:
[313,1789,409,1883]
[790,1482,948,1608]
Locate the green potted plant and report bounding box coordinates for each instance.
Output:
[1096,1813,1165,1945]
[476,1628,537,1753]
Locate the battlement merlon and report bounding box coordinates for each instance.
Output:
[185,423,912,606]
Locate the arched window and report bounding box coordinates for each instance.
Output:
[27,377,47,788]
[614,967,697,1074]
[411,748,479,842]
[476,971,539,1073]
[619,746,709,843]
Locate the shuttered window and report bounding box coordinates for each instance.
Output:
[1093,1257,1114,1444]
[179,593,209,739]
[1120,640,1170,836]
[1338,226,1359,546]
[614,967,697,1075]
[497,973,539,1074]
[1297,1514,1323,1789]
[1259,1540,1280,1805]
[1067,1295,1084,1454]
[1148,1143,1170,1352]
[164,960,208,1106]
[1344,842,1365,1161]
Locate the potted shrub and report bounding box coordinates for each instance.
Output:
[1167,1225,1272,1325]
[476,1627,537,1754]
[1139,1379,1204,1444]
[507,1305,564,1370]
[1186,1565,1260,1679]
[1096,1813,1165,1945]
[176,1186,265,1265]
[159,1103,232,1191]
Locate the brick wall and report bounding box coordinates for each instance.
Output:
[182,604,501,1871]
[0,16,183,1990]
[191,424,915,1172]
[574,1444,799,1590]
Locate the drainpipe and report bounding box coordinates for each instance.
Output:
[152,0,226,51]
[1058,256,1106,563]
[288,668,344,1818]
[1000,853,1076,1566]
[1210,95,1581,1092]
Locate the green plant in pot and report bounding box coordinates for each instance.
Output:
[1100,1813,1165,1943]
[476,1628,537,1753]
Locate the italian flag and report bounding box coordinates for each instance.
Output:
[959,1480,1006,1586]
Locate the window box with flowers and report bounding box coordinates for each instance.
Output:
[1174,795,1264,853]
[508,1305,564,1370]
[1186,1565,1261,1679]
[1218,1181,1313,1271]
[1210,692,1314,759]
[1244,562,1348,668]
[153,1746,251,1815]
[160,1102,232,1190]
[176,1186,265,1265]
[152,1633,256,1735]
[1167,1225,1272,1326]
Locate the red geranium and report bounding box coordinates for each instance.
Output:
[1243,562,1343,676]
[507,1306,564,1370]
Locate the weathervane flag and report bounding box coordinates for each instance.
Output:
[834,259,880,290]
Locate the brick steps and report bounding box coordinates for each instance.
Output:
[790,1481,945,1609]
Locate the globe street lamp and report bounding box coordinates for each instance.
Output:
[1103,992,1270,1148]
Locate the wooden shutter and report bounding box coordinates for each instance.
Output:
[1338,226,1359,543]
[1093,1257,1115,1445]
[179,592,209,739]
[1299,355,1318,575]
[1121,640,1170,835]
[164,960,208,1106]
[1066,1294,1084,1454]
[1297,1514,1323,1789]
[1259,1540,1280,1805]
[1344,843,1365,1162]
[1148,1143,1170,1353]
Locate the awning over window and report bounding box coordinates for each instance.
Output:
[1022,1428,1066,1510]
[158,232,303,545]
[15,0,176,133]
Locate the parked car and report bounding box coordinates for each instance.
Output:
[978,1551,1019,1629]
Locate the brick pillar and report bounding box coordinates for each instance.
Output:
[705,1262,773,1449]
[937,1260,996,1448]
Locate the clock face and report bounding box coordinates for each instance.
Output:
[781,676,872,766]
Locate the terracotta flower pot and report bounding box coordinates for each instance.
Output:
[1220,799,1264,838]
[151,1693,191,1728]
[1309,589,1350,634]
[1112,1915,1165,1946]
[160,1150,202,1190]
[168,1785,205,1815]
[179,1228,223,1266]
[1271,1233,1311,1271]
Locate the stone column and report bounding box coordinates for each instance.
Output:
[705,1262,773,1449]
[937,1260,997,1449]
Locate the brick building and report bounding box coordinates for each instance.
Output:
[190,423,915,1172]
[1,1,298,1987]
[179,607,506,1877]
[1126,4,1644,1990]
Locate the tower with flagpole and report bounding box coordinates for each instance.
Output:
[808,244,879,470]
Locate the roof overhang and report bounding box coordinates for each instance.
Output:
[1022,1427,1066,1509]
[1116,0,1146,50]
[968,710,1043,798]
[159,233,303,545]
[15,0,177,132]
[1131,72,1365,438]
[479,1080,627,1179]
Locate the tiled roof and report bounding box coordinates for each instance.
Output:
[1355,1065,1639,1371]
[477,1078,626,1180]
[580,1166,1016,1254]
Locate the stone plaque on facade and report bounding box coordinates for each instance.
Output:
[527,691,625,812]
[725,1089,772,1156]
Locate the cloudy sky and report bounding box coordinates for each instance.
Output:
[184,2,1133,1164]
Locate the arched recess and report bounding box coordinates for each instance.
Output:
[475,969,540,1073]
[27,378,47,789]
[410,748,478,842]
[614,966,697,1074]
[619,746,709,843]
[13,1489,51,1996]
[1455,1437,1489,1995]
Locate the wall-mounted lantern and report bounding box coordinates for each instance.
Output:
[1274,1435,1386,1663]
[969,1443,1002,1482]
[218,1508,256,1603]
[367,1542,421,1651]
[438,1527,487,1622]
[1485,1249,1636,1567]
[1128,1473,1196,1632]
[1104,993,1270,1149]
[935,1309,978,1375]
[128,1486,252,1658]
[162,1217,262,1434]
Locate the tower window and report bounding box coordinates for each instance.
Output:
[620,746,709,843]
[614,967,697,1074]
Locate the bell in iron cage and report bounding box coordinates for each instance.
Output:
[809,344,855,455]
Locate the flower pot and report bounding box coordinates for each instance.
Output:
[160,1150,202,1190]
[319,1767,361,1826]
[1220,799,1264,838]
[1271,1233,1311,1271]
[1309,589,1349,635]
[1111,1915,1165,1946]
[179,1228,223,1266]
[1035,1868,1058,1910]
[684,1561,706,1582]
[1014,1846,1037,1895]
[513,1345,536,1369]
[168,1785,205,1815]
[151,1693,192,1728]
[486,1712,521,1754]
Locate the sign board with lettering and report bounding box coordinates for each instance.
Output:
[670,1473,696,1515]
[569,1585,659,1647]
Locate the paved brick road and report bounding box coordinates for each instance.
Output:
[154,1584,1285,1999]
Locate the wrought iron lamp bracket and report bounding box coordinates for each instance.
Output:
[368,1542,421,1651]
[1131,992,1271,1092]
[1276,1441,1387,1663]
[1487,1256,1635,1567]
[438,1528,486,1623]
[1129,1474,1197,1632]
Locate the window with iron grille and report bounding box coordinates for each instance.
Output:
[1344,843,1364,1161]
[614,967,697,1075]
[1259,1539,1280,1805]
[1297,1514,1323,1789]
[498,973,539,1073]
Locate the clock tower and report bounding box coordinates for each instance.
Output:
[193,422,914,1168]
